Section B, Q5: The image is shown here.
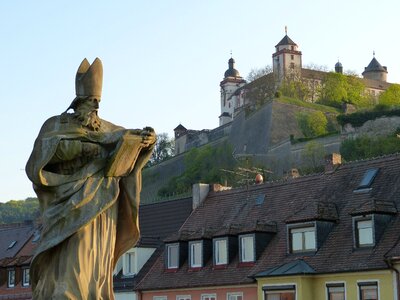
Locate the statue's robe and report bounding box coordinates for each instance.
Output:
[26,113,153,300]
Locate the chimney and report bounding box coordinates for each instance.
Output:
[325,153,342,173]
[192,183,210,210]
[288,168,300,179]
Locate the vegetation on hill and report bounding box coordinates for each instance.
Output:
[0,198,39,224]
[337,106,400,127]
[378,84,400,106]
[340,130,400,161]
[157,141,267,197]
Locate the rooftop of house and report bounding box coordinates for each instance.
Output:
[136,153,400,291]
[0,222,35,260]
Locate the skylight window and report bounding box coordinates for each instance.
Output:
[7,241,17,249]
[358,168,379,189]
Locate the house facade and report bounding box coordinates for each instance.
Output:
[136,153,400,300]
[0,222,37,300]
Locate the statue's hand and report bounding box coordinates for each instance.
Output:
[140,128,156,147]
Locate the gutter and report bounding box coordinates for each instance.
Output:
[385,258,400,300]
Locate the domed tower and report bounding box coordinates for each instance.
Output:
[335,60,343,74]
[272,30,302,81]
[362,54,387,82]
[219,56,246,126]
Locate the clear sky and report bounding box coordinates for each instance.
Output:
[1,0,399,202]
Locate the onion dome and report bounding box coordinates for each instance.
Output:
[335,61,343,73]
[224,57,241,78]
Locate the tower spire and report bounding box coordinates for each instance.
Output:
[285,25,287,35]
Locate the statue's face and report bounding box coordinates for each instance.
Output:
[76,97,100,112]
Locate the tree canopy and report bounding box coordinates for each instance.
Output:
[0,198,39,224]
[378,84,400,106]
[318,72,367,108]
[296,111,328,137]
[147,132,175,166]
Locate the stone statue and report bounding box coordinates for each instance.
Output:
[26,58,156,299]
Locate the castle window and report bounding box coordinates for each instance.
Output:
[358,281,378,300]
[289,225,316,252]
[290,62,295,69]
[291,46,294,50]
[291,55,294,60]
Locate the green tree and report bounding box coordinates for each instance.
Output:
[296,111,328,137]
[379,84,400,106]
[147,132,175,166]
[301,141,326,172]
[279,77,310,101]
[246,65,272,82]
[0,198,39,224]
[158,142,239,197]
[318,72,367,108]
[340,133,400,161]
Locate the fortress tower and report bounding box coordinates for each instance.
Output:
[219,57,246,126]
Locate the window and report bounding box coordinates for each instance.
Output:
[326,283,345,300]
[201,294,216,300]
[291,55,294,60]
[166,243,179,269]
[22,268,30,287]
[227,292,243,300]
[153,297,167,300]
[290,62,295,69]
[7,269,15,288]
[239,235,255,262]
[263,285,296,300]
[290,226,316,252]
[123,251,136,275]
[177,296,191,300]
[358,169,379,189]
[214,238,228,265]
[358,282,378,300]
[355,218,374,247]
[189,241,202,268]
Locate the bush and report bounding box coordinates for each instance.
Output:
[297,111,328,137]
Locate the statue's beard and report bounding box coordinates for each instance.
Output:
[74,108,101,131]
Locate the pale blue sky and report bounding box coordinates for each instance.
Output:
[1,0,399,201]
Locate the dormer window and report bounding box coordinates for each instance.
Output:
[123,250,136,276]
[166,243,179,269]
[289,225,316,253]
[7,269,15,288]
[189,240,203,268]
[354,217,374,247]
[239,234,255,262]
[213,238,228,265]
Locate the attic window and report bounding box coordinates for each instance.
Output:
[8,241,17,249]
[358,168,379,190]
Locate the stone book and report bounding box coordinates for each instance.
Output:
[105,133,142,177]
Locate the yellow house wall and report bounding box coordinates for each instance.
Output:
[257,270,395,300]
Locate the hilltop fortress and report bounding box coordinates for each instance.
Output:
[142,33,396,201]
[174,33,392,155]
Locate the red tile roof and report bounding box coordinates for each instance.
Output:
[136,153,400,290]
